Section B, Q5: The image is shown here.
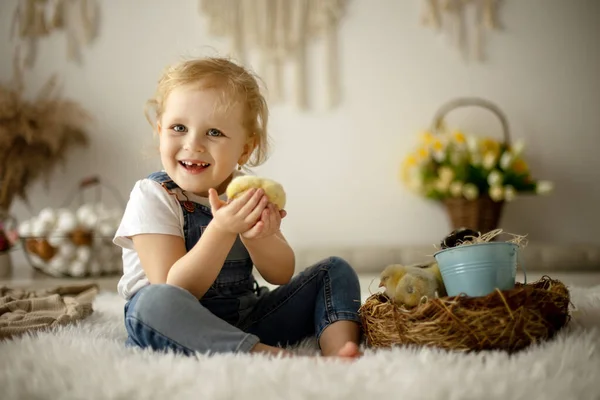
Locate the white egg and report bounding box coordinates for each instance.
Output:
[59,242,77,259]
[28,253,45,268]
[76,204,94,219]
[45,265,64,278]
[31,219,50,238]
[48,255,65,271]
[18,220,32,237]
[81,213,98,230]
[57,260,70,274]
[38,207,57,225]
[55,209,78,232]
[96,222,115,238]
[47,230,67,247]
[76,246,91,263]
[69,260,87,277]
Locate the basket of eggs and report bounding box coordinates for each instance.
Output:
[17,176,124,278]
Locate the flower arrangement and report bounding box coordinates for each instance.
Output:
[400,129,553,203]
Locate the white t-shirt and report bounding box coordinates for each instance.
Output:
[113,172,234,300]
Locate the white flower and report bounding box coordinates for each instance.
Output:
[439,166,454,183]
[489,185,504,201]
[467,137,479,153]
[499,151,513,170]
[536,180,554,195]
[483,152,497,169]
[450,181,463,197]
[434,178,450,193]
[512,138,525,157]
[433,150,446,162]
[504,185,516,202]
[487,170,503,186]
[463,183,479,200]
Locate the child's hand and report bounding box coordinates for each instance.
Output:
[208,188,268,234]
[241,203,286,240]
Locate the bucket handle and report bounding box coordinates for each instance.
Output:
[517,251,527,284]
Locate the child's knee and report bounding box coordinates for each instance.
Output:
[327,256,358,280]
[127,283,198,327]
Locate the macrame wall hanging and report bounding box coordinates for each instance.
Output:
[10,0,100,68]
[199,0,348,111]
[420,0,502,62]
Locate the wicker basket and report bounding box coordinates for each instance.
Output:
[18,176,124,278]
[431,97,511,234]
[359,276,571,354]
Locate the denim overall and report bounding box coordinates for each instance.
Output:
[123,171,362,355]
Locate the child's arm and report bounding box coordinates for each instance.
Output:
[240,203,295,285]
[132,226,238,299]
[130,187,267,299]
[242,231,295,285]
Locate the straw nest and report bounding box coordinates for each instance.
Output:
[359,275,571,353]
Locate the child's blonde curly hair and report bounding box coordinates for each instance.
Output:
[145,57,270,168]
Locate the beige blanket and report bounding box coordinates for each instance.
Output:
[0,283,99,340]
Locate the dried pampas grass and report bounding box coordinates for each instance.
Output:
[0,52,90,215]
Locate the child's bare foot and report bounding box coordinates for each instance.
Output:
[328,341,362,361]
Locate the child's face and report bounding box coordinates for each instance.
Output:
[158,85,251,196]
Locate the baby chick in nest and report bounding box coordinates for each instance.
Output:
[379,262,447,307]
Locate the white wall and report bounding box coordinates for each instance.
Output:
[1,0,599,255]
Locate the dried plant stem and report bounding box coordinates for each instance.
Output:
[0,53,90,214]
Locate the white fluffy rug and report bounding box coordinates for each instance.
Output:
[1,285,600,400]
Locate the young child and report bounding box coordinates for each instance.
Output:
[113,56,363,359]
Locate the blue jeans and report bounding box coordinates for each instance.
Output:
[123,256,362,355]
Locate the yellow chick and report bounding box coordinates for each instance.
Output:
[226,176,286,210]
[379,262,447,307]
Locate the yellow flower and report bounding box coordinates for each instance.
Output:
[416,146,429,161]
[404,154,418,167]
[512,158,529,174]
[452,130,466,144]
[431,139,446,162]
[431,139,444,152]
[400,154,420,183]
[480,138,500,155]
[483,152,497,169]
[419,130,435,144]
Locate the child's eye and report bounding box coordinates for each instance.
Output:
[207,128,223,137]
[171,124,187,133]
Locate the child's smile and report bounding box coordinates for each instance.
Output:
[178,159,211,174]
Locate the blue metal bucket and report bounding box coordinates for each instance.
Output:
[433,242,527,297]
